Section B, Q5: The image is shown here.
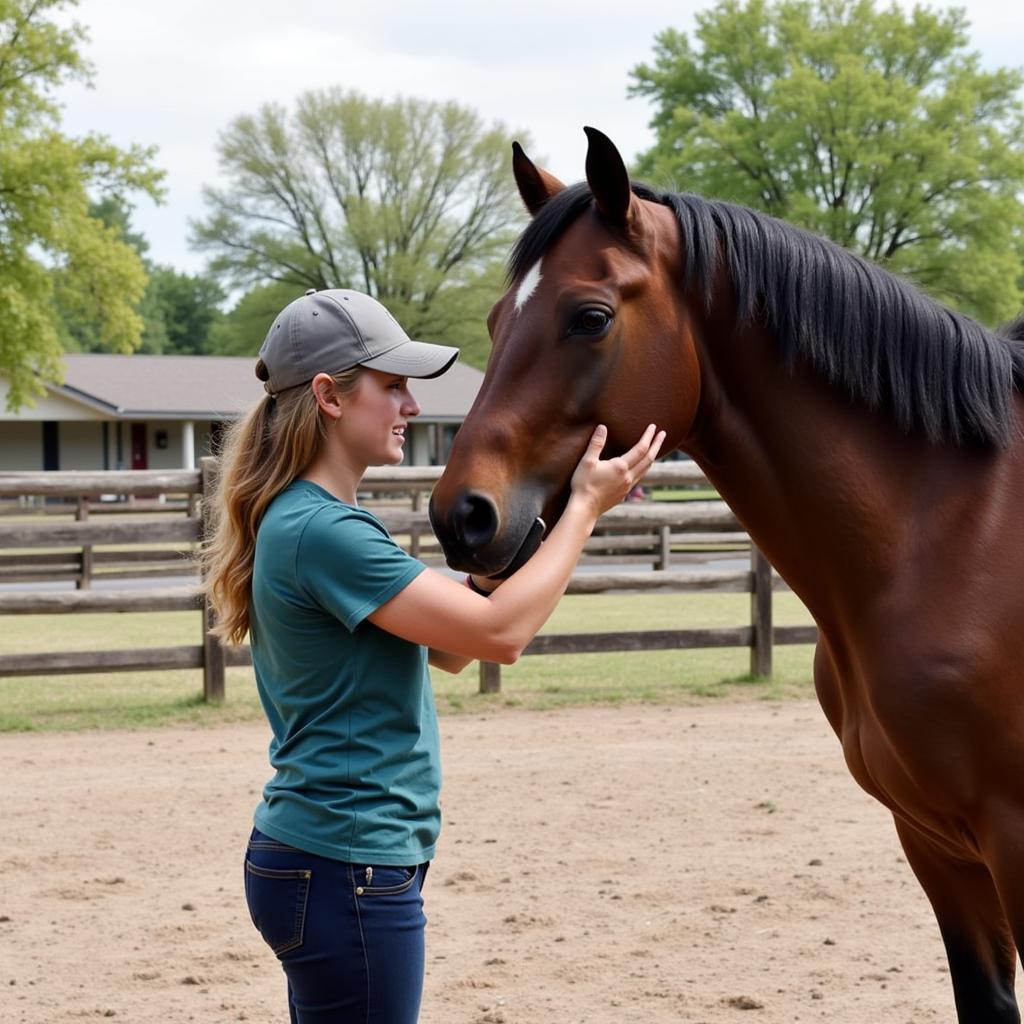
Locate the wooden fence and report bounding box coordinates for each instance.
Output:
[0,460,817,700]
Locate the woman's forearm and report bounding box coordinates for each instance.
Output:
[428,648,473,674]
[482,495,598,656]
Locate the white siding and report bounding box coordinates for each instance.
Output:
[408,423,431,466]
[144,420,220,470]
[147,423,179,471]
[59,422,106,470]
[0,421,42,470]
[1,405,452,471]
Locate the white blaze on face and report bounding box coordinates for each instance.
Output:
[513,260,543,315]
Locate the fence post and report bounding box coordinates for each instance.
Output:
[657,524,671,570]
[409,491,422,558]
[199,457,226,702]
[479,661,501,694]
[750,544,773,678]
[76,496,92,590]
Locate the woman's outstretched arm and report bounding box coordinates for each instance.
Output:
[369,424,665,666]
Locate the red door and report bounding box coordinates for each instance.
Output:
[130,423,148,470]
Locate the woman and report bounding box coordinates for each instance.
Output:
[203,288,664,1023]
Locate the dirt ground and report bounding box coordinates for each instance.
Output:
[1,700,1010,1023]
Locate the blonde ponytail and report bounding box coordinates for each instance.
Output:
[200,367,361,644]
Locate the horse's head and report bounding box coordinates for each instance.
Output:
[430,128,702,576]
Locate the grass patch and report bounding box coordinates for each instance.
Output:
[432,644,815,713]
[0,668,264,733]
[0,592,816,732]
[0,611,264,731]
[650,487,719,501]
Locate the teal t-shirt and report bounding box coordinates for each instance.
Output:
[249,479,439,865]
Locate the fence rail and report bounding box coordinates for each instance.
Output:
[0,461,817,697]
[0,470,201,496]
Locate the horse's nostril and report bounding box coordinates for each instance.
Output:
[457,494,498,550]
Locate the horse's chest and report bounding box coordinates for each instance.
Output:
[837,719,908,807]
[814,644,992,855]
[835,718,983,856]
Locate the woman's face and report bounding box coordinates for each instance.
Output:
[337,368,421,467]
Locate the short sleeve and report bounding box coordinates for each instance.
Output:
[297,506,425,631]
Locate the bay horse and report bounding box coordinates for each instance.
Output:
[429,127,1024,1021]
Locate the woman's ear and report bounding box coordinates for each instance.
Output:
[310,373,344,420]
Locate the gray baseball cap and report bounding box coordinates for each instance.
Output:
[258,288,459,394]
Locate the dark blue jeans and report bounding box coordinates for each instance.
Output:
[244,828,428,1023]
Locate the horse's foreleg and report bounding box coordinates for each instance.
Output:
[980,813,1024,1002]
[894,817,1020,1023]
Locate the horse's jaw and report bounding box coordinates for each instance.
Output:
[491,515,546,579]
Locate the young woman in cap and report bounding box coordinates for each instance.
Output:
[203,288,664,1024]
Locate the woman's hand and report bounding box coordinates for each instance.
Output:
[569,424,666,519]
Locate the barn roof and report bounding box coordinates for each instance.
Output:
[38,353,483,421]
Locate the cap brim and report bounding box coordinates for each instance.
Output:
[360,339,460,379]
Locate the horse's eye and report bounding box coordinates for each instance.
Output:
[570,308,612,337]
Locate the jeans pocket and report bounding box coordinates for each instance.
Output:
[244,862,312,955]
[355,865,418,897]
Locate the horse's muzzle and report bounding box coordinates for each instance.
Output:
[429,488,546,577]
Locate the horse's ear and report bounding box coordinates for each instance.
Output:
[512,141,566,216]
[584,126,636,232]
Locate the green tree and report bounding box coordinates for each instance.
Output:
[192,90,528,365]
[54,198,225,356]
[140,268,225,355]
[55,196,159,352]
[0,0,164,409]
[629,0,1024,325]
[206,280,300,357]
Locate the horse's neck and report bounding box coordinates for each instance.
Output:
[686,325,934,625]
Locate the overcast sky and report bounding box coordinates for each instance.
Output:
[56,0,1021,277]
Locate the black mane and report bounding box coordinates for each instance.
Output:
[508,182,1024,447]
